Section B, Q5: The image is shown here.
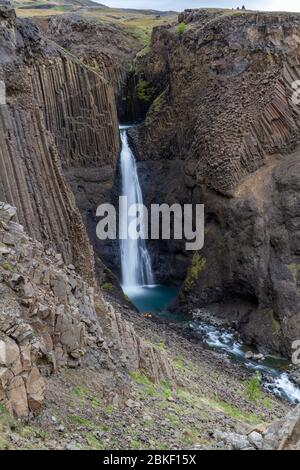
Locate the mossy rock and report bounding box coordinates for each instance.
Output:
[136,79,155,103]
[101,282,114,291]
[184,252,206,289]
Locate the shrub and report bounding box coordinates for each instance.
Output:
[136,79,155,103]
[245,372,262,402]
[177,22,186,35]
[101,282,113,291]
[185,252,206,289]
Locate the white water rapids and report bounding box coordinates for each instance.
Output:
[117,126,300,406]
[191,321,300,404]
[119,128,154,288]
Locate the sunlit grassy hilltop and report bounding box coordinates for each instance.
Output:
[15,0,177,46]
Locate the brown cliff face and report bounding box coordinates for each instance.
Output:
[134,10,300,194]
[132,10,300,357]
[0,3,175,419]
[27,13,140,280]
[0,5,122,283]
[0,202,174,418]
[45,14,140,97]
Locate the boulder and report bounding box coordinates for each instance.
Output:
[26,367,46,413]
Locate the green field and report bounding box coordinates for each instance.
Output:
[15,1,177,46]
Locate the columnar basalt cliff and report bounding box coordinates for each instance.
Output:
[0,202,174,418]
[33,13,142,277]
[131,9,300,357]
[0,2,174,418]
[45,14,140,97]
[0,2,123,283]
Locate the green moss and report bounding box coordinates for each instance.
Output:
[130,370,153,386]
[73,386,88,399]
[129,371,156,397]
[91,397,101,408]
[244,372,262,403]
[268,310,281,336]
[0,403,12,425]
[68,414,95,427]
[1,262,10,271]
[154,341,167,352]
[84,432,103,450]
[130,372,175,400]
[185,252,206,289]
[288,263,300,283]
[176,388,262,425]
[131,439,144,449]
[136,44,150,59]
[136,79,155,103]
[172,357,185,371]
[177,22,186,35]
[101,282,113,291]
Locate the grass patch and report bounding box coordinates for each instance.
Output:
[91,397,101,408]
[185,252,206,289]
[84,432,103,450]
[244,372,263,403]
[172,357,186,371]
[1,262,10,271]
[136,79,155,103]
[176,388,262,425]
[177,22,186,35]
[130,371,174,400]
[68,414,95,428]
[73,386,89,399]
[101,282,114,291]
[154,341,167,352]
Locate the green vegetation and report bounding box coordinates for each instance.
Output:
[268,309,281,336]
[185,252,206,289]
[84,432,103,450]
[73,386,89,399]
[1,262,10,271]
[91,397,101,408]
[288,263,300,283]
[101,282,114,291]
[68,414,95,427]
[177,22,187,35]
[244,372,262,403]
[136,79,155,103]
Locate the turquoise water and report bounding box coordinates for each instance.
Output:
[123,283,300,404]
[122,285,179,315]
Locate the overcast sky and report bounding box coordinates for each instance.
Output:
[96,1,300,12]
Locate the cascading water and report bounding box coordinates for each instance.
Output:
[119,128,154,288]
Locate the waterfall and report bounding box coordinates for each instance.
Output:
[119,129,154,288]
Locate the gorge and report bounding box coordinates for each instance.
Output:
[1,0,300,451]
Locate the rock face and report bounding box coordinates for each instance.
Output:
[29,13,141,279]
[131,9,300,356]
[0,202,174,417]
[0,3,174,418]
[45,13,140,97]
[0,3,119,283]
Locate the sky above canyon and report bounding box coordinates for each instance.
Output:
[96,1,300,12]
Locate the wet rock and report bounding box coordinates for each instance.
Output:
[245,351,254,359]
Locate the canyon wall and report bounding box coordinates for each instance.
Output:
[0,4,123,282]
[132,9,300,356]
[0,2,174,417]
[0,202,174,418]
[30,13,142,279]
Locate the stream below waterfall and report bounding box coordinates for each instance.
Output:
[117,124,300,407]
[131,286,300,406]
